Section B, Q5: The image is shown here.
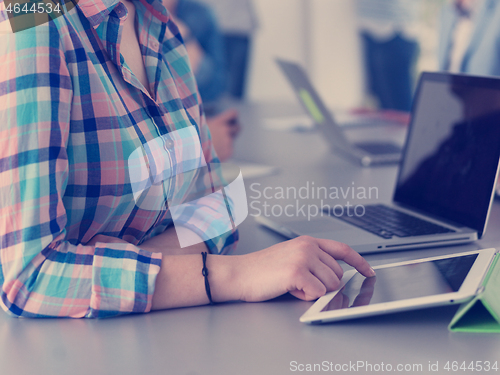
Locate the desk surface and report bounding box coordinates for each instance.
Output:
[1,102,499,375]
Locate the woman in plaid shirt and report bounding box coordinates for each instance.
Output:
[0,0,374,318]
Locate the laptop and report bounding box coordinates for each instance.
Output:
[276,58,402,167]
[256,71,500,254]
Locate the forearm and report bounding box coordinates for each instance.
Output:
[151,253,240,310]
[85,229,219,312]
[88,227,235,311]
[141,227,239,309]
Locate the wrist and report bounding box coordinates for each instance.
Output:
[208,254,244,303]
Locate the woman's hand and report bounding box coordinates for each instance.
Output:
[150,235,374,310]
[232,236,375,302]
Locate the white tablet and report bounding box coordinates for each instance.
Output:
[300,248,498,324]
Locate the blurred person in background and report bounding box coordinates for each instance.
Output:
[198,0,258,99]
[438,0,500,196]
[438,0,500,76]
[355,0,421,112]
[164,0,241,161]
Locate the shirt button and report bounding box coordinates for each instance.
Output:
[152,41,159,49]
[164,137,175,149]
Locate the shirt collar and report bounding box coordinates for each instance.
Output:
[75,0,170,28]
[76,0,121,28]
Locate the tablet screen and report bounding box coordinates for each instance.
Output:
[321,254,478,312]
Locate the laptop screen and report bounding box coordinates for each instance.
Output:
[394,73,500,236]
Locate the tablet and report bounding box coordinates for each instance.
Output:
[300,248,498,324]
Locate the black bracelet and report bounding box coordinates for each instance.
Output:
[201,252,214,305]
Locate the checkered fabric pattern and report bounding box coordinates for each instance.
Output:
[0,0,238,318]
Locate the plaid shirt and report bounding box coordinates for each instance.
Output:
[0,0,238,318]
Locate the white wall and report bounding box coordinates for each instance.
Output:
[247,0,307,103]
[309,0,364,109]
[248,0,364,109]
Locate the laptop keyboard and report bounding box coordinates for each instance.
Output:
[328,204,455,239]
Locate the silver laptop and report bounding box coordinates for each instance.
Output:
[257,71,500,254]
[276,58,402,167]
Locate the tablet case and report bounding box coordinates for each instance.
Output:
[449,252,500,333]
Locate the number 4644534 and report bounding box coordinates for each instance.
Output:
[5,2,61,14]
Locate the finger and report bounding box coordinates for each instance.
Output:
[309,260,342,293]
[315,238,376,278]
[291,271,327,301]
[316,250,344,280]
